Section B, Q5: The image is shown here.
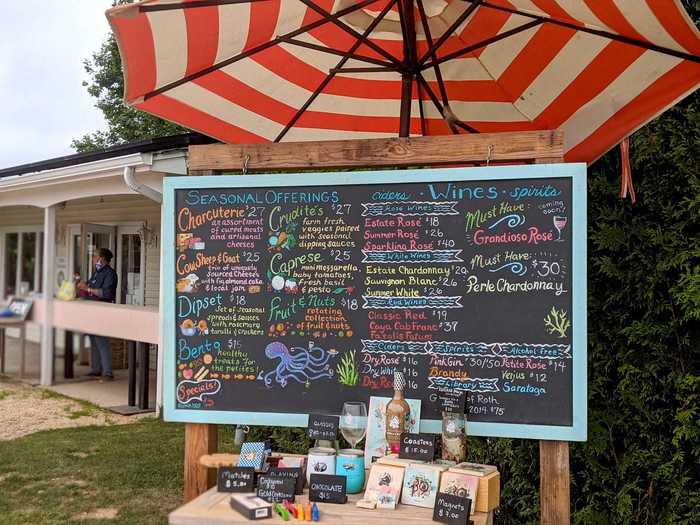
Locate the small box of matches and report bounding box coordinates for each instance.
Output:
[230,493,272,520]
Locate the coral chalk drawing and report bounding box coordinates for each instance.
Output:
[263,341,334,388]
[544,307,571,338]
[177,378,222,404]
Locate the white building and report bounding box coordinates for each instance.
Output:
[0,133,216,412]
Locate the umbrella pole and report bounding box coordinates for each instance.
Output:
[399,73,413,137]
[398,0,417,138]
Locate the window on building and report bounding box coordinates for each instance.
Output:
[119,233,142,305]
[4,233,18,296]
[2,230,43,298]
[21,232,37,293]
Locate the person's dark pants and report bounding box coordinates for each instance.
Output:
[88,335,113,377]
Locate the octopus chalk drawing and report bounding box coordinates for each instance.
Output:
[263,341,334,388]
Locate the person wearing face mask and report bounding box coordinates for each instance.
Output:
[77,248,118,381]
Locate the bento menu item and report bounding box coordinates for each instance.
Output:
[170,168,582,433]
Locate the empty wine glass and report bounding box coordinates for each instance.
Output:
[340,402,367,449]
[553,215,567,241]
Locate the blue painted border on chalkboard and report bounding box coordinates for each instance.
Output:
[162,163,588,441]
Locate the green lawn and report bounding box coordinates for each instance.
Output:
[0,419,191,524]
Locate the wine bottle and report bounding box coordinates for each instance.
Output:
[385,371,410,454]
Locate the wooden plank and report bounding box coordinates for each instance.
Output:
[188,131,563,172]
[199,453,238,469]
[171,487,493,525]
[184,423,219,503]
[540,440,570,525]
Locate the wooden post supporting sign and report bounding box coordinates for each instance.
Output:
[184,423,218,503]
[540,440,571,524]
[183,131,573,524]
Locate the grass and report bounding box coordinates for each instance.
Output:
[0,384,239,524]
[0,418,188,524]
[39,388,104,420]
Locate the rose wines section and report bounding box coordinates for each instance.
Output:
[171,174,577,427]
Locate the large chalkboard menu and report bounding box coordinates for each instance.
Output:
[163,165,587,441]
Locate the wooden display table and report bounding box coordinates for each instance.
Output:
[170,487,493,525]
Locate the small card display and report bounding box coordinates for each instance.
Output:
[401,464,446,508]
[364,464,405,501]
[309,474,347,504]
[399,433,436,461]
[437,388,467,413]
[433,492,471,525]
[256,476,296,503]
[307,414,339,441]
[438,472,479,501]
[218,466,255,493]
[267,467,304,495]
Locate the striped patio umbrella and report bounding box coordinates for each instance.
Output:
[107,0,700,163]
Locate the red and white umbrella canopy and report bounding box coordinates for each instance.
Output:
[107,0,700,163]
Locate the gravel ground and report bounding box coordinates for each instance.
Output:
[0,379,138,440]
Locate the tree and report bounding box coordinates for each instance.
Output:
[72,4,186,152]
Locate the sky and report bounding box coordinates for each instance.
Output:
[0,1,113,169]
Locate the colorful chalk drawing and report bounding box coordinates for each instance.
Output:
[180,319,209,336]
[487,213,526,230]
[544,307,570,338]
[263,341,334,388]
[268,222,298,252]
[427,377,500,392]
[268,272,299,294]
[360,340,572,359]
[362,296,463,309]
[488,261,527,276]
[176,273,200,293]
[336,349,359,386]
[361,201,459,216]
[362,249,463,264]
[553,215,567,241]
[177,378,222,404]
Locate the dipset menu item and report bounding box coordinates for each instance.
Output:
[165,165,586,439]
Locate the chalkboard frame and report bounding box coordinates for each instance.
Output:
[162,163,587,441]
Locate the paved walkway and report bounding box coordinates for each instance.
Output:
[1,335,156,410]
[0,379,137,440]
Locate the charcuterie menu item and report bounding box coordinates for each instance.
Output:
[165,165,586,440]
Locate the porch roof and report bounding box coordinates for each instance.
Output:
[0,133,218,208]
[0,132,216,179]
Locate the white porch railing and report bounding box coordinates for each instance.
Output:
[29,298,159,344]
